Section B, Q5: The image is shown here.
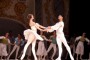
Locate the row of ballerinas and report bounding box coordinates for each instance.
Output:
[20,14,74,60]
[0,33,24,60]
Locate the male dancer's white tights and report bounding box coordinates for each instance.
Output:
[56,35,74,60]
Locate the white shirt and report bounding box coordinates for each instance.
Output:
[48,21,64,35]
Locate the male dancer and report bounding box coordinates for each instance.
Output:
[46,15,74,60]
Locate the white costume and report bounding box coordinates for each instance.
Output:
[24,23,43,41]
[37,35,47,57]
[21,23,43,60]
[0,36,10,59]
[75,36,90,55]
[47,21,74,60]
[37,41,46,56]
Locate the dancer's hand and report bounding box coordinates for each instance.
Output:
[41,27,48,32]
[47,26,51,29]
[43,26,51,32]
[44,28,49,32]
[42,29,47,32]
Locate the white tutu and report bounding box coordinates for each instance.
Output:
[37,41,47,56]
[0,43,8,56]
[75,41,84,55]
[24,29,43,41]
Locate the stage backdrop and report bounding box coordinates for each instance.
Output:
[35,0,69,35]
[0,0,35,35]
[0,0,69,35]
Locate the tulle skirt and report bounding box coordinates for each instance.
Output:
[75,41,84,55]
[0,43,8,56]
[37,41,47,56]
[24,29,43,41]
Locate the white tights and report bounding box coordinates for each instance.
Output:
[20,33,37,60]
[56,35,74,60]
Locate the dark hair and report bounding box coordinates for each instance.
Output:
[27,14,33,20]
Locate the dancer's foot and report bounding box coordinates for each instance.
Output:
[55,57,61,60]
[70,55,74,60]
[51,57,54,60]
[20,57,23,60]
[35,58,37,60]
[80,57,82,60]
[7,57,9,60]
[15,59,18,60]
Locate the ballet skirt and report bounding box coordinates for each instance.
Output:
[0,36,8,56]
[75,41,84,55]
[36,41,47,56]
[24,23,43,41]
[0,43,8,56]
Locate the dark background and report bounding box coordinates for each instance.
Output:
[69,0,90,38]
[69,0,90,59]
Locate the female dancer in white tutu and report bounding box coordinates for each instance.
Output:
[20,14,46,60]
[46,15,74,60]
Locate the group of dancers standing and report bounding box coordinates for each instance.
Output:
[20,14,74,60]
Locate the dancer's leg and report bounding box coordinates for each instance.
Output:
[51,44,56,59]
[76,54,78,60]
[8,45,11,54]
[20,42,31,60]
[18,50,23,58]
[32,40,37,60]
[7,45,17,59]
[37,42,43,60]
[44,43,53,59]
[73,45,75,56]
[56,37,62,60]
[47,43,53,54]
[62,37,74,60]
[15,46,20,59]
[21,33,35,60]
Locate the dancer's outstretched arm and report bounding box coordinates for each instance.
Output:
[39,24,46,29]
[35,23,46,31]
[75,36,81,42]
[85,38,90,42]
[46,22,62,32]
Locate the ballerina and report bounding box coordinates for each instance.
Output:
[20,14,45,60]
[75,33,90,60]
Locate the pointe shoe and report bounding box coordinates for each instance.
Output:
[71,58,74,60]
[55,58,61,60]
[70,56,74,60]
[35,58,37,60]
[20,58,23,60]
